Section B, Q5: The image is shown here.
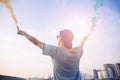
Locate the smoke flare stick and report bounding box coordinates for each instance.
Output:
[16,26,19,31]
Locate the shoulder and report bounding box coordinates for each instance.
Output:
[42,43,60,57]
[73,46,83,54]
[43,43,59,50]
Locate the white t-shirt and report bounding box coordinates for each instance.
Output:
[43,44,83,80]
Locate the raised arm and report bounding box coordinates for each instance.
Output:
[79,36,88,48]
[17,30,43,49]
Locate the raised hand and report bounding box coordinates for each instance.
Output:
[17,30,26,36]
[83,36,88,41]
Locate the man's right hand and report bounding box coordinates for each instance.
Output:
[17,30,26,36]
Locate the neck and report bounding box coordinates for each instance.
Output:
[59,42,73,51]
[63,45,73,51]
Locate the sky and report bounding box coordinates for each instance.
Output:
[0,0,120,78]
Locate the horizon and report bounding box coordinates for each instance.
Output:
[0,0,120,78]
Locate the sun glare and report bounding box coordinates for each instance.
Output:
[57,13,92,47]
[64,15,91,37]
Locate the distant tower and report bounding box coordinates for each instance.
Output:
[104,64,116,78]
[93,69,98,80]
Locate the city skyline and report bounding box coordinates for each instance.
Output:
[93,63,120,80]
[0,0,120,78]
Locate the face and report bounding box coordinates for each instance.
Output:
[57,35,63,46]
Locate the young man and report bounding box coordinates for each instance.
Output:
[17,29,88,80]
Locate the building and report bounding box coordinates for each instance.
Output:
[81,72,93,80]
[115,63,120,79]
[93,69,99,80]
[93,63,120,80]
[104,64,116,78]
[93,69,106,80]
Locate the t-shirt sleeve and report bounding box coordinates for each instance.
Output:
[42,44,57,58]
[74,46,84,58]
[78,47,83,58]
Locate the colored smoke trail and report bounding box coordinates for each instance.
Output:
[89,0,103,36]
[0,0,18,25]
